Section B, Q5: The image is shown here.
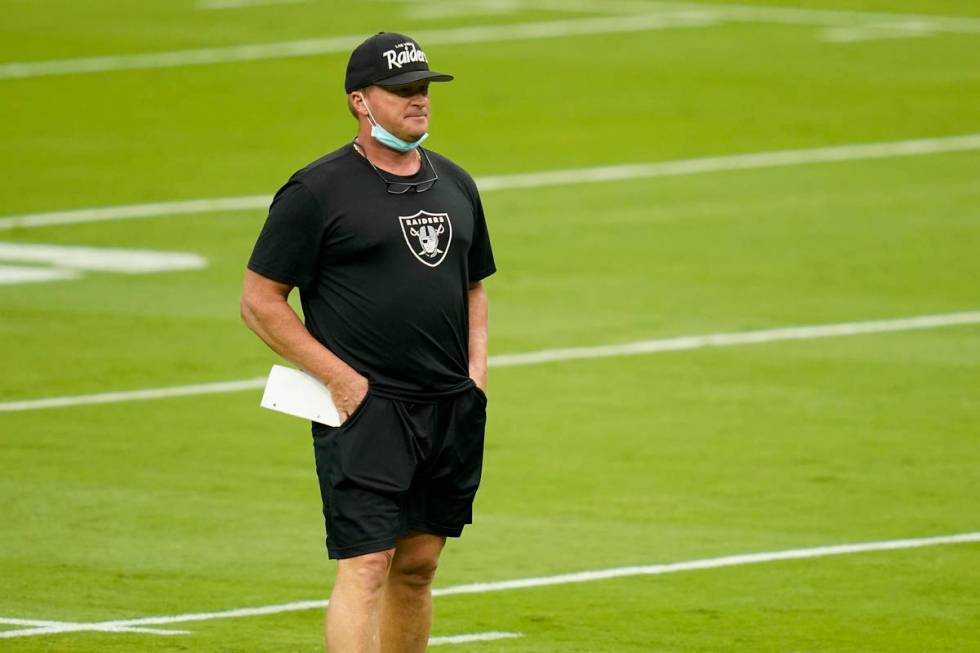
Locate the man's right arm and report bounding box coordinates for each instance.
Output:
[240,269,367,421]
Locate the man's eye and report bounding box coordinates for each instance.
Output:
[391,84,427,97]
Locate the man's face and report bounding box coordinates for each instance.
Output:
[361,81,431,141]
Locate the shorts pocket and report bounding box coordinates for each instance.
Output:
[337,387,373,431]
[312,421,337,440]
[471,384,488,406]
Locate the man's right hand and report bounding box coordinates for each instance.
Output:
[240,270,372,425]
[332,370,370,424]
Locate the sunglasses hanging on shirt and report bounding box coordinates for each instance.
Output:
[353,140,439,194]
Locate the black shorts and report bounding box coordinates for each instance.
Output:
[311,384,488,559]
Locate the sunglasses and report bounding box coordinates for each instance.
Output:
[356,141,439,194]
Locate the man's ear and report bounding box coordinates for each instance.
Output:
[351,90,369,117]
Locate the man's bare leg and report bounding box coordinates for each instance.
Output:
[380,532,446,653]
[326,549,395,653]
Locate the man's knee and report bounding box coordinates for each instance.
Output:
[390,535,444,589]
[391,554,438,588]
[337,549,395,595]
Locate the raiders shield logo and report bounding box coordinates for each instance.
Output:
[398,210,453,267]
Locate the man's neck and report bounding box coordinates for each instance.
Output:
[354,127,422,176]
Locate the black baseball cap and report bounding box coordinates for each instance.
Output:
[345,32,454,93]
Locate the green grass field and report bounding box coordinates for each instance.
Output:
[1,1,979,651]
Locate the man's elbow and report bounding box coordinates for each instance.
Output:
[240,292,263,334]
[241,270,286,333]
[240,296,255,330]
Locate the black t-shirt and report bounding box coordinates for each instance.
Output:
[247,143,496,400]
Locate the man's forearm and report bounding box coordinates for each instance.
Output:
[241,293,358,387]
[467,282,489,390]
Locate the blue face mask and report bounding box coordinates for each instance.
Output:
[360,93,429,152]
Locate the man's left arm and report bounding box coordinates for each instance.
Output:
[468,281,489,392]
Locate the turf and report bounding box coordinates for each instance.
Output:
[1,1,978,651]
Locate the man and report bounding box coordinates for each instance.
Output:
[240,32,495,653]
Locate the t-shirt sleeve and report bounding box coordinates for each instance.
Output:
[247,181,325,288]
[468,191,496,283]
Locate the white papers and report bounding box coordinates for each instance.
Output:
[260,364,341,427]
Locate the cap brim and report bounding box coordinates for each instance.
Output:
[375,70,454,87]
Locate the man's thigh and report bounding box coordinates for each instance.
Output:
[313,391,417,559]
[406,385,488,537]
[312,386,487,558]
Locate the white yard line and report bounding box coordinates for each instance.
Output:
[0,243,208,286]
[647,1,980,34]
[0,13,716,81]
[0,617,186,634]
[2,132,978,231]
[1,532,977,638]
[197,0,311,9]
[387,0,980,35]
[0,195,269,231]
[0,377,268,412]
[544,0,980,33]
[375,0,681,15]
[1,310,977,413]
[2,2,977,81]
[431,532,980,597]
[0,265,80,285]
[0,617,189,636]
[821,22,938,43]
[404,1,526,20]
[0,618,70,627]
[474,133,980,190]
[0,243,206,273]
[430,631,523,646]
[487,311,980,367]
[373,0,980,30]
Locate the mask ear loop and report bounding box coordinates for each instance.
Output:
[358,92,380,128]
[356,90,427,158]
